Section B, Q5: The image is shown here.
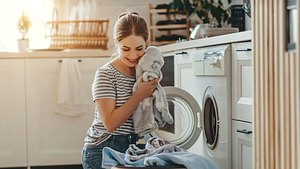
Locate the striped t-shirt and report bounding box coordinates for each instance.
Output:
[84,62,136,146]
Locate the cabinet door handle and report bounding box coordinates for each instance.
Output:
[236,48,252,51]
[237,129,252,134]
[58,59,82,63]
[175,51,188,55]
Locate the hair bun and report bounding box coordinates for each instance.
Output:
[130,12,139,16]
[118,11,140,19]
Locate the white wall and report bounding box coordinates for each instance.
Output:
[54,0,171,50]
[53,0,250,50]
[0,0,249,51]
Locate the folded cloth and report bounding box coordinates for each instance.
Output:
[56,59,90,117]
[102,147,217,169]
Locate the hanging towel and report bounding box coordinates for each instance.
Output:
[56,59,89,117]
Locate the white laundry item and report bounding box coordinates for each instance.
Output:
[132,46,173,134]
[56,59,90,117]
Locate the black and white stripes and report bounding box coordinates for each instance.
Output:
[85,62,136,145]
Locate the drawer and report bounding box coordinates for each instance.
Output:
[232,120,253,169]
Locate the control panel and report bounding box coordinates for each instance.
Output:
[193,44,231,76]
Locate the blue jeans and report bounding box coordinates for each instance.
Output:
[81,134,138,169]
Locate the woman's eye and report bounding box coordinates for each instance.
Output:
[122,48,130,52]
[136,48,143,51]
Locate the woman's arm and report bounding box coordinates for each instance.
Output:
[95,78,158,133]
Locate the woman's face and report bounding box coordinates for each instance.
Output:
[117,35,146,68]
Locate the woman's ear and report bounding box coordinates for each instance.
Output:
[114,40,121,52]
[114,39,119,46]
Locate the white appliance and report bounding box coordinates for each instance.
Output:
[152,45,231,169]
[152,49,203,156]
[193,44,232,169]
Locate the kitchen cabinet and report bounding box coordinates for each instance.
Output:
[174,48,197,100]
[0,56,109,168]
[0,59,27,167]
[25,58,109,166]
[149,4,189,46]
[232,120,253,169]
[231,41,253,169]
[231,42,253,122]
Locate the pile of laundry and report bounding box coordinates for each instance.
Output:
[102,137,217,169]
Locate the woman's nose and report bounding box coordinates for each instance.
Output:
[129,51,140,59]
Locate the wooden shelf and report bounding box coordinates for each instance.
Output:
[149,8,168,13]
[149,4,190,46]
[150,24,187,30]
[149,8,186,15]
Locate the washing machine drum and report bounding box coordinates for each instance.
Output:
[151,86,202,150]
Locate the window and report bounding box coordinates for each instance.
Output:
[0,0,53,52]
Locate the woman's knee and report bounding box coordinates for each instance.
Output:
[82,145,103,169]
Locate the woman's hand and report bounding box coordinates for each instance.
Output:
[135,77,159,100]
[97,78,159,133]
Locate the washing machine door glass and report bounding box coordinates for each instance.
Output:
[203,92,219,150]
[152,86,202,150]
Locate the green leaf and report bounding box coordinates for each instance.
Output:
[169,0,232,26]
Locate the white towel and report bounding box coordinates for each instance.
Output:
[56,59,89,117]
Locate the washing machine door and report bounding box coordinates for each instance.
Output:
[202,87,219,150]
[151,86,202,150]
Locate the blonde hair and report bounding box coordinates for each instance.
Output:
[114,11,148,42]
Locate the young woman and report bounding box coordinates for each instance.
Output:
[81,11,159,169]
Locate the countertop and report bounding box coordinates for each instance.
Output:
[0,49,112,59]
[159,30,252,53]
[0,30,252,59]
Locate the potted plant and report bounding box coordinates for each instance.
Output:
[17,11,31,51]
[169,0,232,27]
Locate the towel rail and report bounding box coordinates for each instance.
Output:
[58,59,82,63]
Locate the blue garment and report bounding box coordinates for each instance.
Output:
[102,147,218,169]
[81,134,138,169]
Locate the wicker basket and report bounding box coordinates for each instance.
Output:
[45,19,109,49]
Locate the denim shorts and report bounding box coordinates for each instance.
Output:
[81,134,138,169]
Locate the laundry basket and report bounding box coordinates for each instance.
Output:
[45,19,109,49]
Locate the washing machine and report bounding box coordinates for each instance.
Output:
[193,44,232,169]
[148,48,205,159]
[151,45,231,169]
[129,49,204,169]
[111,46,231,169]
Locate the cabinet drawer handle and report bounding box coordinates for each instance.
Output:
[236,48,252,51]
[237,129,252,134]
[58,59,82,63]
[175,51,188,55]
